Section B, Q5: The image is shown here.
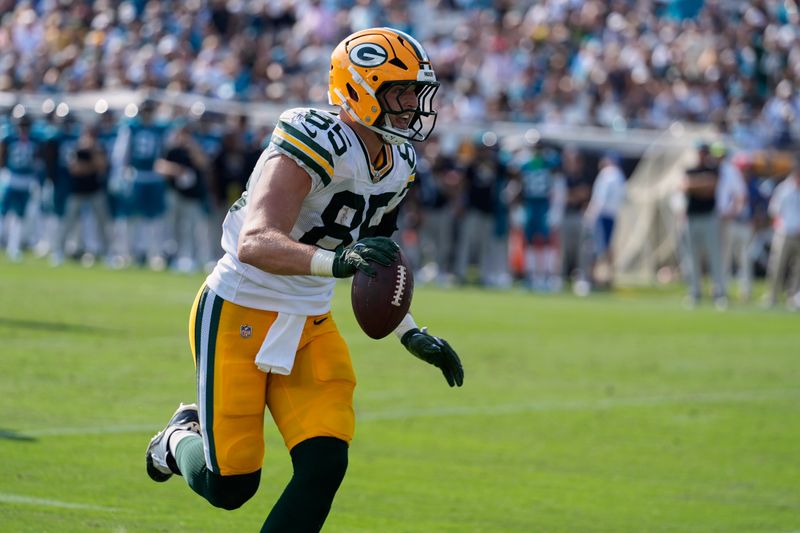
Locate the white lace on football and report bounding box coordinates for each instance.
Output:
[391,264,408,307]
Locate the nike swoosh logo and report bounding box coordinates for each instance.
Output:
[313,317,329,325]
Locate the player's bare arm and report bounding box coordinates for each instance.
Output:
[184,135,209,171]
[93,142,108,175]
[153,159,185,180]
[237,154,315,275]
[68,153,98,176]
[682,171,717,195]
[693,173,718,197]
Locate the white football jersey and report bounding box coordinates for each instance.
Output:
[206,108,417,315]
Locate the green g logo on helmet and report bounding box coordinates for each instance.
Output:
[349,43,388,67]
[330,28,439,144]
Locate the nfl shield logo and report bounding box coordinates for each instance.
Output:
[240,325,252,338]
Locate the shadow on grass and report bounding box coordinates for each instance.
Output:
[0,429,37,442]
[0,317,118,335]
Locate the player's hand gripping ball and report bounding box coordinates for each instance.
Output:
[351,246,414,339]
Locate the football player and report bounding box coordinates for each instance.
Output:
[111,99,170,269]
[146,28,464,532]
[0,113,46,262]
[48,112,81,265]
[518,143,566,291]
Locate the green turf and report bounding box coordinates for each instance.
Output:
[1,257,798,532]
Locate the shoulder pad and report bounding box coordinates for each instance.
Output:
[270,108,338,187]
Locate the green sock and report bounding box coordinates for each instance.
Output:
[261,437,348,533]
[174,436,205,481]
[174,436,260,510]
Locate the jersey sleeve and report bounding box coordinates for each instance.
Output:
[268,109,335,191]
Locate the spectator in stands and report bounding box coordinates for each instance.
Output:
[764,155,800,310]
[584,152,626,292]
[681,143,727,309]
[3,0,800,292]
[1,0,798,137]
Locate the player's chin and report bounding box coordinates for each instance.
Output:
[389,116,413,130]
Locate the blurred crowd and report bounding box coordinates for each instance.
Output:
[0,102,267,272]
[1,104,798,310]
[1,0,799,309]
[408,134,800,311]
[1,0,800,146]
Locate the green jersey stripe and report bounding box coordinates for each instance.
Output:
[273,136,332,186]
[195,286,214,471]
[204,292,224,473]
[277,121,334,167]
[193,287,209,368]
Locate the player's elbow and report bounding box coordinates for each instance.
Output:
[238,227,298,274]
[237,232,261,267]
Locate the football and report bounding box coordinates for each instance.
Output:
[351,248,414,339]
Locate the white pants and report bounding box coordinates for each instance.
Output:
[168,192,211,269]
[685,214,725,299]
[418,207,456,277]
[721,220,754,299]
[560,212,592,280]
[54,191,110,258]
[454,210,494,283]
[766,232,800,305]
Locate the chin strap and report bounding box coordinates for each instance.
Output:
[336,90,413,145]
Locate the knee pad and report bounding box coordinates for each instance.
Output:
[204,469,261,510]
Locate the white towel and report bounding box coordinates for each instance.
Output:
[255,313,305,375]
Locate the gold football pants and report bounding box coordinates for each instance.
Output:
[189,285,356,476]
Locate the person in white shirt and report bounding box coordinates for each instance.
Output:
[717,152,753,303]
[584,152,626,289]
[765,156,800,309]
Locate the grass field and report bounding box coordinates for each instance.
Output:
[1,257,798,533]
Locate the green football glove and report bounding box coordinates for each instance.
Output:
[331,236,399,278]
[401,327,464,387]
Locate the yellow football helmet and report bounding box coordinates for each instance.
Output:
[329,27,439,145]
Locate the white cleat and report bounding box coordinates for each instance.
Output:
[145,403,200,482]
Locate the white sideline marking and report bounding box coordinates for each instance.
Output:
[358,388,800,422]
[23,423,155,437]
[11,389,800,437]
[0,492,117,512]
